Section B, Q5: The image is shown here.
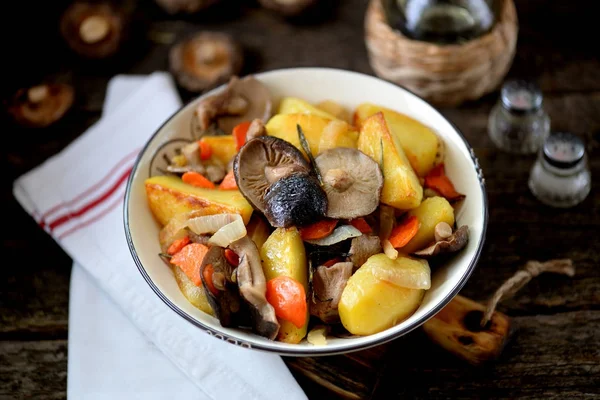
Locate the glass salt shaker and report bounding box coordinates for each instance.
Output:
[488,80,550,154]
[528,132,591,208]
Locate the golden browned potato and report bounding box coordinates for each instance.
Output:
[199,135,237,166]
[278,97,337,120]
[260,227,309,343]
[338,255,426,335]
[401,196,455,254]
[145,175,253,226]
[316,100,352,123]
[354,103,440,177]
[172,264,214,316]
[357,112,423,210]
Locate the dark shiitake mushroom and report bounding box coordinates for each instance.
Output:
[170,32,243,93]
[154,0,221,14]
[413,224,469,258]
[234,136,327,227]
[264,173,328,228]
[234,136,311,212]
[191,76,272,138]
[60,2,123,58]
[8,84,74,128]
[200,246,248,328]
[315,147,383,219]
[258,0,317,16]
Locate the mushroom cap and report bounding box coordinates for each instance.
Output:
[258,0,316,16]
[170,32,243,93]
[60,2,122,58]
[234,136,311,213]
[264,172,328,228]
[154,0,221,14]
[8,84,74,128]
[413,225,470,258]
[315,148,383,219]
[191,76,273,137]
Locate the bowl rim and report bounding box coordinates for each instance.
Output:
[123,67,488,356]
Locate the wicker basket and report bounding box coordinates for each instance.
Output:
[365,0,518,106]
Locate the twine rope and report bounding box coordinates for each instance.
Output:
[481,259,575,327]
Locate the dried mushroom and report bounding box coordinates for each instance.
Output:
[229,236,280,339]
[191,76,272,138]
[154,0,220,14]
[8,84,74,128]
[348,234,382,270]
[258,0,317,16]
[170,32,243,93]
[315,148,383,219]
[310,262,353,323]
[413,224,469,258]
[60,2,123,58]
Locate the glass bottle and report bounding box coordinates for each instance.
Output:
[488,80,551,154]
[382,0,500,44]
[528,132,591,208]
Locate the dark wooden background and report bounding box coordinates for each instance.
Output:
[1,0,599,398]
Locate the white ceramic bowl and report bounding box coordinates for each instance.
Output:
[124,68,488,356]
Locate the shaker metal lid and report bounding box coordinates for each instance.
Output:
[543,132,585,169]
[501,80,543,113]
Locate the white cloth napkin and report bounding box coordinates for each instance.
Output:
[13,72,307,400]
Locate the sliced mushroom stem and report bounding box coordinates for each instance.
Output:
[27,85,49,104]
[324,168,354,192]
[434,222,453,242]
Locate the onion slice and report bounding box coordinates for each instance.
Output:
[370,257,431,290]
[305,225,361,246]
[209,217,247,247]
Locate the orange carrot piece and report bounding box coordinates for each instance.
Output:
[350,218,372,234]
[323,257,342,267]
[219,170,238,190]
[424,164,465,201]
[202,264,219,296]
[299,219,338,240]
[182,171,215,189]
[170,243,209,286]
[389,216,420,249]
[233,121,251,151]
[167,236,190,256]
[266,276,307,328]
[224,248,240,266]
[198,140,213,161]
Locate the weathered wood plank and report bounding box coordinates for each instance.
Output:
[0,341,67,400]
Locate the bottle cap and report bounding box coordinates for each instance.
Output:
[501,80,543,114]
[542,132,585,169]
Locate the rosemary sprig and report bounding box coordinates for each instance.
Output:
[379,137,384,172]
[158,253,172,260]
[297,124,323,185]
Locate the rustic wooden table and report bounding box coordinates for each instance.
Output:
[1,0,599,398]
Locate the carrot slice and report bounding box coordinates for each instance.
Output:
[198,140,212,161]
[182,171,215,189]
[266,276,307,328]
[219,170,238,190]
[170,243,209,286]
[299,219,338,240]
[167,236,190,256]
[424,163,465,201]
[202,264,219,296]
[224,248,240,266]
[389,216,420,249]
[350,218,372,234]
[233,121,252,151]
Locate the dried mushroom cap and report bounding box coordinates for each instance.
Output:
[315,148,383,219]
[264,173,328,228]
[60,3,122,58]
[191,76,273,138]
[233,136,311,213]
[154,0,220,14]
[413,225,469,258]
[8,84,74,128]
[258,0,316,16]
[170,32,243,93]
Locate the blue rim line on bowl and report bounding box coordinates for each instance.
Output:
[123,67,489,356]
